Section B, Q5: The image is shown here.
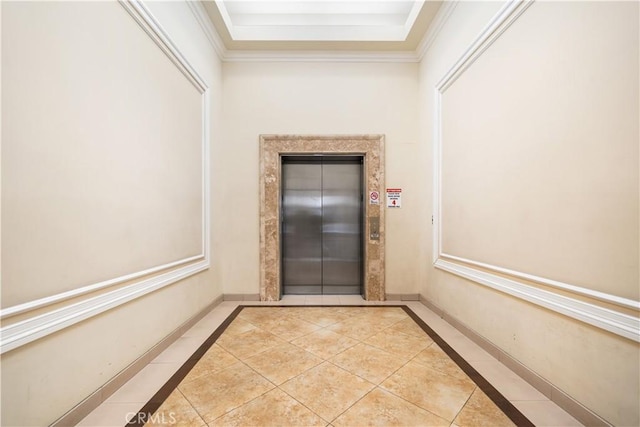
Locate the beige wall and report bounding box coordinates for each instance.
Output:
[2,0,639,425]
[2,1,204,306]
[221,61,427,296]
[419,1,639,425]
[0,1,222,425]
[441,1,638,299]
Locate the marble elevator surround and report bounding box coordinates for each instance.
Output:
[259,135,385,301]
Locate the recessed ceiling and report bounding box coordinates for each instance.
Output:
[202,0,443,52]
[216,1,423,42]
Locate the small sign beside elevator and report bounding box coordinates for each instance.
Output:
[386,188,402,208]
[369,191,380,205]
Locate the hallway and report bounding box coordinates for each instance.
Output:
[2,1,638,425]
[78,298,582,426]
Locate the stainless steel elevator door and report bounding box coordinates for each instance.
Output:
[282,156,363,295]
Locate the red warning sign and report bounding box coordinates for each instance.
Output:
[369,191,380,205]
[386,188,402,208]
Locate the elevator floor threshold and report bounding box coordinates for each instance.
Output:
[284,285,361,295]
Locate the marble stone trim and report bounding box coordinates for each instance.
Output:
[259,134,385,301]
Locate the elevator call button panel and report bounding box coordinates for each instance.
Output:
[369,217,380,240]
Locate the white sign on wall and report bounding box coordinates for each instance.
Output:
[369,191,380,205]
[386,188,402,208]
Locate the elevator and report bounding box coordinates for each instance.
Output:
[281,155,364,295]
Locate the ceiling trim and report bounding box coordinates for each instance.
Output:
[187,0,458,63]
[224,50,421,62]
[416,0,457,60]
[215,1,424,42]
[187,0,227,58]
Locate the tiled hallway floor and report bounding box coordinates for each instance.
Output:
[78,297,584,427]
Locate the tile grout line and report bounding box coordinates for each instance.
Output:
[249,307,473,425]
[325,316,459,423]
[174,388,207,427]
[228,306,402,425]
[208,307,360,426]
[125,304,537,427]
[315,311,467,425]
[125,305,245,427]
[207,364,279,426]
[351,318,461,424]
[402,306,535,427]
[450,385,479,426]
[373,383,453,424]
[327,383,376,425]
[275,379,331,425]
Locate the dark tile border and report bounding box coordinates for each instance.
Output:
[421,296,608,427]
[401,306,535,427]
[127,305,534,427]
[51,296,224,427]
[126,306,244,426]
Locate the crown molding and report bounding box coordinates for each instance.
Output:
[214,0,424,43]
[223,50,421,63]
[188,0,458,63]
[186,0,228,60]
[416,0,458,60]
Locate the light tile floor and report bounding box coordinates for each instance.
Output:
[78,296,583,427]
